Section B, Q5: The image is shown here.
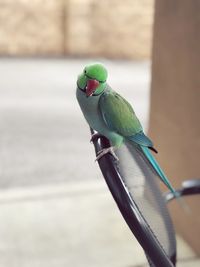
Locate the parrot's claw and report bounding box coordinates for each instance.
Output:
[95,147,119,161]
[90,133,103,143]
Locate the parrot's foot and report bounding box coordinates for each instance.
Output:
[90,133,103,143]
[95,146,119,161]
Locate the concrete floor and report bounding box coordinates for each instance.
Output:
[0,58,199,266]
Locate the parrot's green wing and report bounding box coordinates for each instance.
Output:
[99,91,142,136]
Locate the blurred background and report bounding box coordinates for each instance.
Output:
[0,0,153,58]
[0,0,199,266]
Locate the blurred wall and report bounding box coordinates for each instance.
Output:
[0,0,154,59]
[0,0,64,55]
[149,0,200,254]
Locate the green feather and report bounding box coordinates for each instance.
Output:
[99,90,142,136]
[140,146,176,195]
[128,131,153,147]
[84,63,108,82]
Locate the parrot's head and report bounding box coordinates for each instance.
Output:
[77,63,108,97]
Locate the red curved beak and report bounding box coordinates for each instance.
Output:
[86,79,99,97]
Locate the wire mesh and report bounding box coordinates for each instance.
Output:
[115,141,176,265]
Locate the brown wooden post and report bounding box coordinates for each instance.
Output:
[149,0,200,254]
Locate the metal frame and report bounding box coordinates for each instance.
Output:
[164,179,200,202]
[91,129,200,267]
[91,131,174,267]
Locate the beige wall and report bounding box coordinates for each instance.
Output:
[0,0,154,59]
[0,0,64,55]
[149,0,200,255]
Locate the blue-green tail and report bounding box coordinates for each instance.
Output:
[140,145,177,196]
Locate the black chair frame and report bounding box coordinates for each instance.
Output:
[91,129,200,267]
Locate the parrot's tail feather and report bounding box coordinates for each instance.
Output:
[148,146,158,154]
[124,142,188,211]
[140,145,177,196]
[139,145,190,211]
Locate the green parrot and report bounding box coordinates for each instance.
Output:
[76,62,177,196]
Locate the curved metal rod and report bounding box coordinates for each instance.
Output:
[164,179,200,203]
[90,128,175,267]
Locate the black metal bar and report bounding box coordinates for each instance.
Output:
[164,179,200,202]
[91,129,174,267]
